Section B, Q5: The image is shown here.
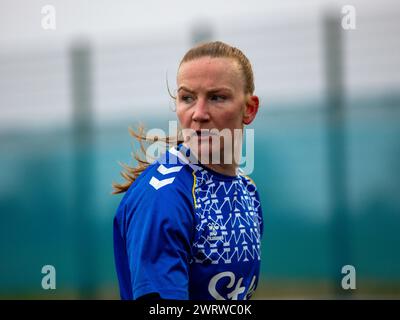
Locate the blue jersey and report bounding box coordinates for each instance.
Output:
[113,144,264,300]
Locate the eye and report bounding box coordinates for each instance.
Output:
[180,95,194,104]
[210,94,227,102]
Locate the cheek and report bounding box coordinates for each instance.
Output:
[215,108,244,128]
[176,107,189,127]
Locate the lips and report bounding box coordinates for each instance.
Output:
[192,130,218,138]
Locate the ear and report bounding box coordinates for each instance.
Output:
[243,95,259,125]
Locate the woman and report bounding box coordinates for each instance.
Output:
[113,41,264,300]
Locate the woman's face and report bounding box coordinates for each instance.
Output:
[176,57,257,166]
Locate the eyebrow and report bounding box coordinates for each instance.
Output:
[177,86,233,94]
[177,86,195,94]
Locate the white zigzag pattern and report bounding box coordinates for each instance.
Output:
[193,244,261,264]
[192,168,262,265]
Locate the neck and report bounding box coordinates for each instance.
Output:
[202,163,238,177]
[180,142,241,176]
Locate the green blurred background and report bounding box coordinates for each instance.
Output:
[0,0,399,299]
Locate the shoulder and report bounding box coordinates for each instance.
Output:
[115,147,199,230]
[239,172,258,190]
[120,146,198,209]
[144,146,197,191]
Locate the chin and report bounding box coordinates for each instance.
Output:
[188,138,226,165]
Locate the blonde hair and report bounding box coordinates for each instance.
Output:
[179,41,255,94]
[112,41,255,194]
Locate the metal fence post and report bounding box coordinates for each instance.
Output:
[70,40,96,298]
[323,12,352,297]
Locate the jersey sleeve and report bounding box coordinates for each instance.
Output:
[123,175,195,300]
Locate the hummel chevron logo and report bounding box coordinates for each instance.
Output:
[157,164,183,175]
[169,147,190,164]
[149,176,175,190]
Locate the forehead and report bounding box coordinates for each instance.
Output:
[177,57,243,90]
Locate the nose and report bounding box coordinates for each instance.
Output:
[192,97,210,123]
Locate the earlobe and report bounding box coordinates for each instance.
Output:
[243,95,259,125]
[243,117,252,125]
